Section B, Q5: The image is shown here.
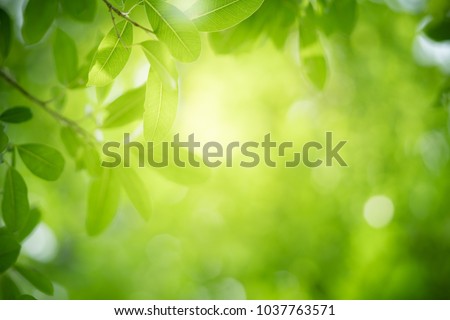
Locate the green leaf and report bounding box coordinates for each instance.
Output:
[86,168,120,236]
[102,86,146,128]
[0,228,21,274]
[81,144,102,177]
[0,275,20,299]
[87,21,133,87]
[22,0,58,45]
[0,8,12,65]
[141,40,178,86]
[304,55,328,90]
[144,0,201,62]
[425,16,450,42]
[18,294,37,300]
[15,265,54,295]
[0,107,32,124]
[118,168,152,221]
[0,127,8,153]
[17,144,65,181]
[53,29,79,85]
[2,169,30,232]
[17,208,41,242]
[187,0,264,32]
[96,83,113,103]
[144,68,178,142]
[60,0,97,22]
[60,126,83,158]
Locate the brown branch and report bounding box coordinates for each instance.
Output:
[0,70,93,141]
[102,0,154,35]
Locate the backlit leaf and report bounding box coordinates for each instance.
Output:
[53,29,79,85]
[17,144,65,181]
[141,40,178,85]
[2,169,30,232]
[118,168,152,221]
[22,0,58,45]
[102,86,146,128]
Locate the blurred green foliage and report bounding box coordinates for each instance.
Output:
[0,0,450,300]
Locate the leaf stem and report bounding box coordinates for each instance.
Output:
[102,0,155,35]
[0,69,93,142]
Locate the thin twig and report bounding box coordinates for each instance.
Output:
[102,0,154,35]
[0,70,93,141]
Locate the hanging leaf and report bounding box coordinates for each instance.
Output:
[0,107,32,124]
[87,21,133,87]
[102,86,146,128]
[425,16,450,42]
[0,275,20,299]
[22,0,58,44]
[0,127,8,153]
[60,126,83,158]
[17,208,41,242]
[53,29,79,85]
[15,265,54,295]
[304,55,328,90]
[2,169,30,232]
[96,83,113,103]
[17,144,65,181]
[0,8,12,65]
[60,0,97,22]
[86,168,120,236]
[144,0,201,62]
[140,40,178,86]
[144,68,178,142]
[0,228,21,274]
[118,168,152,221]
[187,0,264,32]
[81,144,102,177]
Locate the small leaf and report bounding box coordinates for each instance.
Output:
[53,29,79,85]
[144,68,178,142]
[187,0,264,32]
[17,208,41,242]
[304,55,328,90]
[0,8,12,65]
[81,144,102,177]
[102,86,146,128]
[0,228,21,273]
[60,0,97,22]
[425,16,450,42]
[0,127,8,153]
[86,168,120,236]
[22,0,58,45]
[118,168,152,221]
[145,0,201,62]
[15,265,54,295]
[60,126,83,158]
[87,21,133,87]
[17,144,65,181]
[140,40,178,85]
[0,275,20,299]
[2,169,30,232]
[0,107,32,124]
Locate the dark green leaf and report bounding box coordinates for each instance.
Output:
[0,8,12,65]
[0,228,21,273]
[86,168,120,236]
[87,21,133,87]
[18,294,36,300]
[187,0,264,32]
[17,208,41,242]
[53,29,79,85]
[143,68,178,142]
[118,168,152,221]
[17,144,65,181]
[15,265,54,295]
[0,127,8,153]
[22,0,58,44]
[2,168,30,232]
[0,107,32,124]
[140,40,178,85]
[0,275,20,299]
[425,16,450,42]
[60,0,97,22]
[145,0,201,62]
[102,86,146,128]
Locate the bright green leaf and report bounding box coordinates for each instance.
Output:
[304,55,328,90]
[0,107,32,124]
[17,144,65,181]
[0,8,12,65]
[60,126,83,158]
[53,29,79,85]
[22,0,58,45]
[187,0,264,32]
[140,40,178,86]
[86,168,120,236]
[15,265,54,295]
[60,0,97,22]
[144,68,178,142]
[2,169,30,232]
[145,0,201,62]
[81,144,102,177]
[96,83,113,103]
[87,21,133,87]
[17,208,41,242]
[118,168,152,221]
[102,86,146,128]
[0,228,21,274]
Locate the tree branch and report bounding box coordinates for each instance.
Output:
[102,0,154,35]
[0,70,93,141]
